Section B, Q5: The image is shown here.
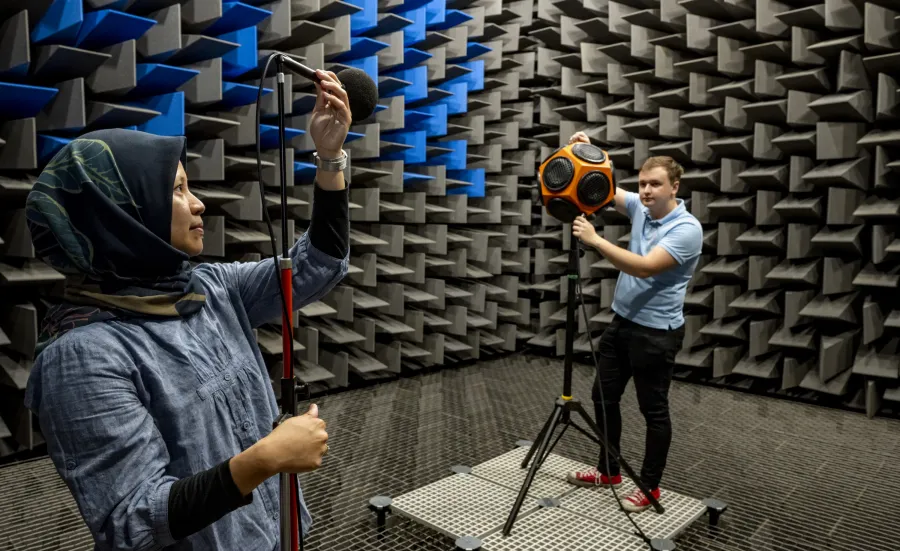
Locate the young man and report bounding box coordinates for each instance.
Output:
[564,131,703,513]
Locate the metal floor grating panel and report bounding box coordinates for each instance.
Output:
[8,355,900,550]
[469,446,582,500]
[560,480,708,541]
[390,472,540,540]
[0,458,92,551]
[393,445,709,547]
[480,506,648,551]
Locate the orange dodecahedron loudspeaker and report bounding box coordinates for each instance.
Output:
[539,142,615,223]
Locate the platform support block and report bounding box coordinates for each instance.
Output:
[455,535,482,551]
[702,497,728,527]
[368,495,393,529]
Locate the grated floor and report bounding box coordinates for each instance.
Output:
[3,354,900,550]
[390,446,707,547]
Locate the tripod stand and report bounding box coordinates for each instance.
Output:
[501,242,664,538]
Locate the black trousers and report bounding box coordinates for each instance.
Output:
[591,313,684,490]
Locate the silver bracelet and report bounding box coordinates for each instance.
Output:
[314,150,347,172]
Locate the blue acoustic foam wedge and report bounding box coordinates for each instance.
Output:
[74,10,156,50]
[423,139,466,169]
[259,124,304,150]
[219,81,272,109]
[455,60,485,92]
[291,93,317,116]
[403,171,434,185]
[378,76,411,98]
[32,0,83,45]
[381,130,426,163]
[203,3,272,37]
[434,79,468,116]
[329,37,390,63]
[411,103,447,137]
[449,42,492,63]
[37,134,72,165]
[126,64,200,98]
[388,48,432,71]
[0,82,59,119]
[167,35,240,65]
[294,161,316,180]
[348,0,378,36]
[130,92,185,137]
[425,0,449,28]
[221,26,259,79]
[405,110,434,128]
[381,65,427,102]
[385,0,431,14]
[399,6,426,46]
[360,13,413,38]
[447,168,485,197]
[427,9,471,31]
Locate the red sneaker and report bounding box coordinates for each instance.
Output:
[620,487,661,513]
[566,467,622,488]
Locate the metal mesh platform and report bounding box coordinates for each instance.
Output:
[390,472,540,540]
[0,458,92,551]
[391,445,709,548]
[480,507,648,551]
[470,446,582,500]
[559,479,708,541]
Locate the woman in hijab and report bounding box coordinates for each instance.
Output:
[23,70,351,551]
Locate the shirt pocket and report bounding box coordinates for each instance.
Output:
[196,363,257,445]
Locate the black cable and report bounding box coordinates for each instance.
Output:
[573,238,650,544]
[255,51,304,551]
[256,52,295,374]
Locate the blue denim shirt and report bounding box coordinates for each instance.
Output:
[24,231,349,551]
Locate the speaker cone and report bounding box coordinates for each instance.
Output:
[577,171,612,207]
[572,143,607,164]
[547,198,582,224]
[543,157,574,192]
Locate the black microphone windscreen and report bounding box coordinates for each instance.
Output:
[337,67,378,122]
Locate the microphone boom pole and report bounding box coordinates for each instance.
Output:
[260,51,377,551]
[274,55,301,551]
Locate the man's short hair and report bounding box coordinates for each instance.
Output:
[640,156,684,185]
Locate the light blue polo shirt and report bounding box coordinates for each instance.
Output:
[611,191,703,330]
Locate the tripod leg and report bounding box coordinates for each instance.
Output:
[502,404,564,537]
[519,402,556,469]
[570,401,665,515]
[537,422,569,469]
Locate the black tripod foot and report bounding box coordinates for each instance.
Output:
[650,539,676,550]
[455,535,482,550]
[368,496,392,528]
[702,498,727,527]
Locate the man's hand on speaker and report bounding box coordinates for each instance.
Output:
[310,69,351,160]
[572,214,600,247]
[568,131,590,145]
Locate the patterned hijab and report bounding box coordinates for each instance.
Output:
[25,128,206,353]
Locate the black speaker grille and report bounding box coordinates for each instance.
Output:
[547,198,582,224]
[577,171,612,207]
[543,157,574,191]
[572,143,606,163]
